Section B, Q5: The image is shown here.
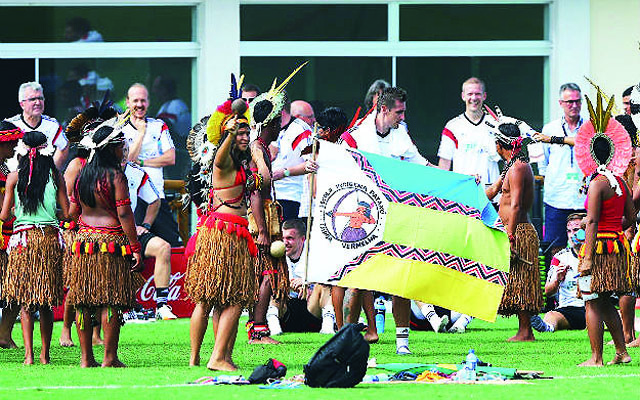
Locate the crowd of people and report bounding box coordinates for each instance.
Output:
[0,70,639,371]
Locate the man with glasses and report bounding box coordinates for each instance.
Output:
[6,82,69,169]
[530,213,586,332]
[534,83,586,255]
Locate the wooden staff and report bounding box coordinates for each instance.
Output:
[302,124,319,298]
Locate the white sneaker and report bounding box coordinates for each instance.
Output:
[320,316,336,334]
[448,324,465,334]
[155,305,177,320]
[436,315,449,333]
[267,314,282,336]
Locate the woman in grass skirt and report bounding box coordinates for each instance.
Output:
[0,121,23,350]
[186,98,258,371]
[0,131,69,365]
[575,91,633,366]
[66,122,142,368]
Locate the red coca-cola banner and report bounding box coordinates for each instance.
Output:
[136,247,195,317]
[54,247,195,320]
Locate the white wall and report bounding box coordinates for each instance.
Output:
[589,0,640,112]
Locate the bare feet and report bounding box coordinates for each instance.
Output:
[607,352,631,365]
[40,353,50,365]
[80,359,100,368]
[207,359,238,371]
[60,330,75,347]
[628,337,640,348]
[24,354,34,365]
[92,336,104,346]
[102,359,127,368]
[363,332,379,344]
[0,337,18,349]
[249,336,281,344]
[578,358,603,367]
[507,333,535,342]
[189,354,200,367]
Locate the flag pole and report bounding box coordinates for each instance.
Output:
[302,124,319,299]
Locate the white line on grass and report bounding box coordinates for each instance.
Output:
[6,374,640,391]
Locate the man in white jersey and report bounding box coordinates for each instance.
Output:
[339,87,429,355]
[437,77,500,186]
[270,99,315,220]
[530,213,586,332]
[266,219,335,335]
[122,83,180,247]
[6,81,69,169]
[123,161,177,320]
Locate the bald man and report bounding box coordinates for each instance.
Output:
[291,100,315,127]
[271,99,315,220]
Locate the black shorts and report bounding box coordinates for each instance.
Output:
[280,297,321,333]
[556,306,586,330]
[134,198,181,247]
[138,231,156,258]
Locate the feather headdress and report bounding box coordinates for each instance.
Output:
[77,110,130,163]
[250,61,308,129]
[65,90,118,143]
[575,81,632,194]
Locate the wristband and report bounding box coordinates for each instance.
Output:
[550,136,564,145]
[141,222,152,231]
[283,168,290,177]
[139,159,144,167]
[130,242,142,253]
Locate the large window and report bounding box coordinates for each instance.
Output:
[240,2,550,163]
[241,56,391,121]
[241,4,387,41]
[0,6,193,42]
[399,4,546,41]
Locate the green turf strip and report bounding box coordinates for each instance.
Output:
[0,314,638,400]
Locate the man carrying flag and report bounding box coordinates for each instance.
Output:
[486,111,543,341]
[338,87,430,354]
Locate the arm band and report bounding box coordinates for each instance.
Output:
[550,136,564,145]
[115,198,132,207]
[130,242,142,253]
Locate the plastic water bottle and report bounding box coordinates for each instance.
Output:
[465,349,478,382]
[362,373,389,383]
[374,297,385,334]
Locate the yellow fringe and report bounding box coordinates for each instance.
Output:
[185,222,257,308]
[499,223,544,316]
[1,226,64,307]
[66,231,139,309]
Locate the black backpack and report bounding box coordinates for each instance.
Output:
[304,323,370,388]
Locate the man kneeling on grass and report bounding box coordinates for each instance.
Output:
[267,219,336,335]
[531,213,586,333]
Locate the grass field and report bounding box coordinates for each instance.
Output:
[0,314,638,400]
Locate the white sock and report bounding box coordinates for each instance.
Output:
[320,305,336,333]
[266,305,282,335]
[451,314,472,330]
[396,327,409,349]
[420,303,442,331]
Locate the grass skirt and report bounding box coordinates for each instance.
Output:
[185,212,257,308]
[499,223,543,316]
[251,202,289,305]
[628,253,639,292]
[0,251,8,298]
[61,229,76,287]
[579,231,631,294]
[2,226,63,307]
[66,231,140,309]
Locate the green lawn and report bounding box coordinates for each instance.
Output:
[0,314,638,400]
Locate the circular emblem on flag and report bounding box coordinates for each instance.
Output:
[318,182,383,249]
